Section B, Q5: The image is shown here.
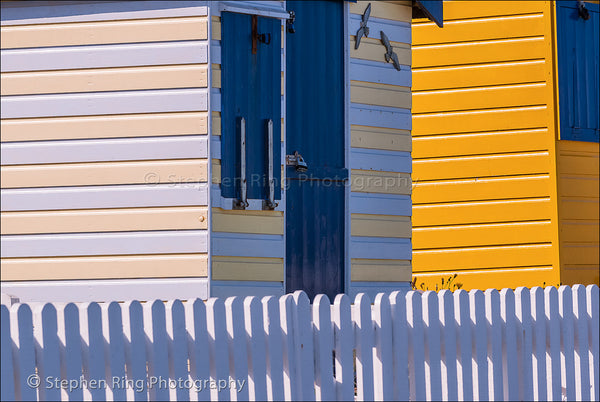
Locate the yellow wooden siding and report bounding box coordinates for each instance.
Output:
[557,141,600,286]
[1,254,208,281]
[412,1,560,290]
[1,10,209,282]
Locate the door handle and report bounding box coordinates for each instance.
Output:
[286,151,308,172]
[234,117,249,209]
[264,119,278,210]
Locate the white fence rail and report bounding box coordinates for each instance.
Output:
[1,285,599,401]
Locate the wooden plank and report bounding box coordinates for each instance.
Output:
[413,83,547,113]
[81,302,108,400]
[351,81,411,109]
[212,112,222,136]
[559,199,600,220]
[313,295,336,401]
[421,291,443,401]
[292,291,316,401]
[350,259,411,282]
[212,18,221,41]
[559,286,577,401]
[351,170,411,195]
[333,294,355,401]
[586,285,600,402]
[1,88,208,119]
[225,297,250,401]
[0,41,208,72]
[350,103,411,130]
[1,254,208,281]
[438,290,459,401]
[388,291,410,400]
[453,290,473,401]
[500,289,520,400]
[406,291,427,401]
[1,135,208,165]
[122,301,150,400]
[143,300,170,400]
[413,220,553,249]
[10,304,37,400]
[433,0,545,21]
[572,285,591,401]
[350,237,411,260]
[1,64,207,96]
[351,125,411,152]
[412,175,551,204]
[165,300,190,401]
[562,244,600,265]
[262,296,285,401]
[354,293,375,401]
[560,221,600,242]
[559,154,600,176]
[470,290,489,401]
[545,286,563,401]
[349,1,412,23]
[413,198,552,226]
[212,64,222,88]
[413,60,546,91]
[413,13,545,46]
[0,306,15,402]
[515,288,534,400]
[350,38,411,65]
[413,128,551,158]
[413,105,548,136]
[279,295,298,400]
[1,16,208,49]
[350,148,411,173]
[212,159,221,184]
[1,159,207,189]
[244,297,268,401]
[205,298,230,401]
[1,183,208,212]
[211,256,283,281]
[1,230,208,258]
[212,233,284,259]
[212,208,284,235]
[351,214,411,238]
[349,14,410,45]
[413,243,553,271]
[0,112,207,142]
[350,192,412,216]
[413,37,545,68]
[350,59,411,88]
[530,287,548,402]
[184,298,211,401]
[1,206,208,234]
[413,151,551,180]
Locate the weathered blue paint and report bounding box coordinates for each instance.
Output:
[416,0,443,27]
[285,0,346,301]
[221,12,282,199]
[556,1,599,142]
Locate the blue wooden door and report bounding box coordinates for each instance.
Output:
[286,0,346,301]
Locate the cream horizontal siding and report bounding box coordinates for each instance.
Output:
[411,0,559,290]
[349,0,412,285]
[0,2,209,285]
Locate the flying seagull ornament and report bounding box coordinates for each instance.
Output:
[355,3,371,49]
[380,30,401,71]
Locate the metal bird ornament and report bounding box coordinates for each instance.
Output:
[355,3,371,49]
[380,30,401,71]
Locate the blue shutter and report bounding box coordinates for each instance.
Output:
[415,0,443,27]
[556,1,600,142]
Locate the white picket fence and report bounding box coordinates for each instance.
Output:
[1,285,599,401]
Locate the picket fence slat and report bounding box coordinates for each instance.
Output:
[1,285,598,402]
[530,287,548,402]
[587,285,600,402]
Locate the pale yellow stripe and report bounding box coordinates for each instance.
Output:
[351,81,411,109]
[212,64,221,88]
[1,159,207,189]
[351,125,411,152]
[351,214,411,238]
[212,208,283,235]
[351,258,412,282]
[212,112,221,136]
[212,159,221,184]
[350,1,412,23]
[350,38,411,64]
[211,17,221,41]
[1,65,208,96]
[0,112,208,142]
[212,256,283,281]
[351,170,412,195]
[1,206,208,235]
[1,16,208,49]
[1,254,208,281]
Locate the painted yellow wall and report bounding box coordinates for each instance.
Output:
[411,1,562,290]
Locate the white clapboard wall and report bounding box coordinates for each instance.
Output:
[1,285,599,401]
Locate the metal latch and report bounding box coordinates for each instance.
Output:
[234,117,249,209]
[263,119,278,210]
[286,151,308,172]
